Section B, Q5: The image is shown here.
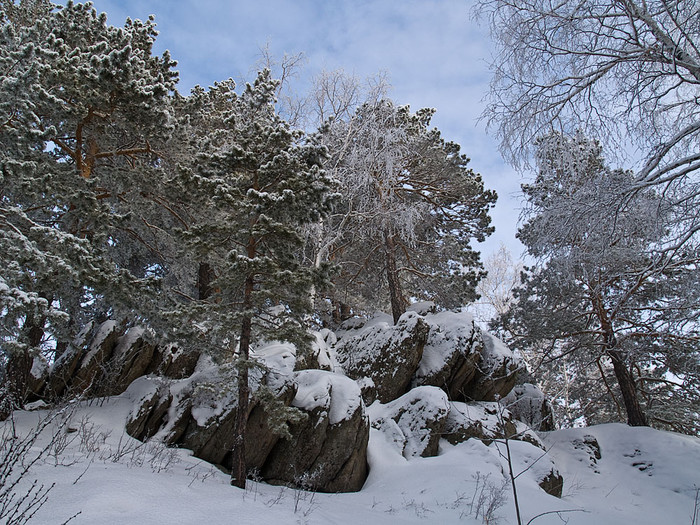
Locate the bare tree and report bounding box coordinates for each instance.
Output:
[478,0,700,236]
[474,244,523,327]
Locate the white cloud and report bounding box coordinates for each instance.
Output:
[87,0,525,257]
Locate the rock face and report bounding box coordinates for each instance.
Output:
[459,331,522,402]
[443,401,545,450]
[410,309,483,400]
[262,370,368,492]
[70,320,122,393]
[125,368,369,493]
[100,327,156,396]
[335,311,430,404]
[38,306,553,498]
[45,321,200,399]
[125,368,298,472]
[368,386,450,458]
[501,383,556,432]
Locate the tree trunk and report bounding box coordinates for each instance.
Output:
[593,292,648,427]
[1,312,46,419]
[384,232,408,324]
[230,311,251,489]
[607,347,648,427]
[197,262,216,301]
[230,259,256,488]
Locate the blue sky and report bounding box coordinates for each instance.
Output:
[87,0,524,257]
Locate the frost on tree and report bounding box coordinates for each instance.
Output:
[499,132,700,433]
[315,99,496,323]
[166,70,337,488]
[0,1,177,415]
[479,0,700,259]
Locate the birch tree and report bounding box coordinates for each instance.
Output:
[478,0,700,252]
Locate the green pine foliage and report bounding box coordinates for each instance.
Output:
[0,0,177,409]
[164,70,337,358]
[497,132,700,433]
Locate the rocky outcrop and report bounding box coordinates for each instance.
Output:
[539,469,564,498]
[147,343,201,380]
[501,383,556,432]
[368,385,450,458]
[125,368,370,493]
[410,309,483,400]
[45,321,200,399]
[37,307,548,498]
[459,331,522,402]
[335,312,429,404]
[262,370,368,492]
[443,401,545,450]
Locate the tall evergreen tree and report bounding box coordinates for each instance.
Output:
[0,0,177,413]
[500,133,700,430]
[167,71,337,488]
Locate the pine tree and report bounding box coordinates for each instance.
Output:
[500,132,700,431]
[166,70,336,488]
[316,100,496,323]
[0,1,177,413]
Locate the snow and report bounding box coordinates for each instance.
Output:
[292,370,363,424]
[112,326,147,358]
[82,320,119,362]
[3,397,700,525]
[368,386,449,458]
[413,307,478,379]
[251,341,297,376]
[481,329,523,371]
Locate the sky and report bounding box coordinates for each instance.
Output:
[86,0,525,258]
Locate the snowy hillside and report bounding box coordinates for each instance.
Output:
[6,393,699,525]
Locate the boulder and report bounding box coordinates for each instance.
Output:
[26,354,49,401]
[335,311,429,403]
[262,370,368,492]
[125,369,298,469]
[125,380,174,440]
[410,308,483,400]
[99,327,156,396]
[444,401,544,450]
[539,469,564,498]
[70,320,123,393]
[501,383,556,432]
[369,385,450,458]
[294,331,335,372]
[568,434,602,474]
[147,343,200,379]
[178,370,298,471]
[460,331,523,402]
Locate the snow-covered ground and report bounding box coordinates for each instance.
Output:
[5,390,699,525]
